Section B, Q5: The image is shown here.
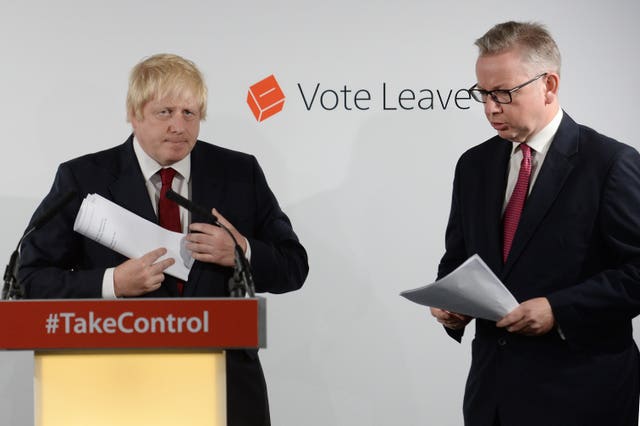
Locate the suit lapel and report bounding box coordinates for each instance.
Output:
[184,142,227,295]
[503,113,579,277]
[190,142,226,223]
[107,138,182,297]
[108,137,157,224]
[482,140,512,275]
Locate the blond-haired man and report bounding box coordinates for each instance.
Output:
[20,53,308,426]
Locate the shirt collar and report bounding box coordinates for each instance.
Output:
[132,136,191,182]
[511,108,563,155]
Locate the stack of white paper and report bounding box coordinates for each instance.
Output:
[73,193,193,280]
[400,254,519,321]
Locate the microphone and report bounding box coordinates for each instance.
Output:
[3,191,77,300]
[166,189,219,225]
[165,189,255,298]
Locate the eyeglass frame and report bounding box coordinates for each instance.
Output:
[468,73,548,104]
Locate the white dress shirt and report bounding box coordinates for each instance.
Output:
[102,137,250,298]
[502,109,563,213]
[500,109,566,339]
[101,138,190,298]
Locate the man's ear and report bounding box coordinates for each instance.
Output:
[544,73,560,104]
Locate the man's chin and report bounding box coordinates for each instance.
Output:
[496,129,511,139]
[496,129,525,143]
[158,149,191,166]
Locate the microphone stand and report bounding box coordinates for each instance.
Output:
[2,191,77,300]
[2,250,20,300]
[226,233,256,298]
[2,228,33,300]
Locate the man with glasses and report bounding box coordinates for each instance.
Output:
[430,21,640,426]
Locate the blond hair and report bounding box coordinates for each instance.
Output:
[475,21,561,75]
[126,53,207,121]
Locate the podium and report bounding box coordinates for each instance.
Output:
[0,298,266,426]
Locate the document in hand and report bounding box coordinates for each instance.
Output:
[400,254,519,321]
[73,194,194,281]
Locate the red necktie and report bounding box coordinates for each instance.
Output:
[503,143,532,263]
[158,168,184,295]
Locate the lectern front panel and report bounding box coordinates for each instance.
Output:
[35,350,226,426]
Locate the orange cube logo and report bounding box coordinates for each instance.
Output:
[247,74,285,122]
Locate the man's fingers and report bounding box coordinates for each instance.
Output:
[448,312,468,321]
[186,232,217,246]
[429,308,470,330]
[497,298,554,335]
[430,308,447,319]
[141,247,168,264]
[506,319,527,333]
[189,222,218,235]
[212,208,231,227]
[499,315,547,335]
[136,248,175,270]
[496,310,521,328]
[150,257,175,273]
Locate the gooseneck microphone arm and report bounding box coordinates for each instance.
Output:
[2,191,77,300]
[165,189,255,298]
[2,228,34,300]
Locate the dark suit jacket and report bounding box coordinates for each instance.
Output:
[438,113,640,426]
[19,136,309,426]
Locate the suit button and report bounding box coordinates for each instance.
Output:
[498,337,507,346]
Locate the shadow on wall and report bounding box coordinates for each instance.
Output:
[204,111,439,425]
[265,112,466,426]
[201,114,344,424]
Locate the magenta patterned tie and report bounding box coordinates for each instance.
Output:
[503,144,531,262]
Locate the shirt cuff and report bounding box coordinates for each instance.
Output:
[102,268,117,299]
[244,237,252,261]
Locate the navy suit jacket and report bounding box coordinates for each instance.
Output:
[19,136,309,426]
[438,113,640,426]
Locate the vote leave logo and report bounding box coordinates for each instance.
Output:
[247,73,472,122]
[247,74,286,122]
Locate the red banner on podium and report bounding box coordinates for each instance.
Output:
[0,298,265,350]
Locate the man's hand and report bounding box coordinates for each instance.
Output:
[186,208,247,267]
[114,247,175,297]
[496,297,555,336]
[430,307,472,330]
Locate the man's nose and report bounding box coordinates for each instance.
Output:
[484,96,502,115]
[168,115,186,133]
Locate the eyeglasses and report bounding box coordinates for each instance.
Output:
[468,73,547,104]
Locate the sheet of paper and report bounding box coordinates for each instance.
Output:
[73,193,193,281]
[400,254,518,321]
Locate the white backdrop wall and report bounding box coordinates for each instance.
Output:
[2,1,640,425]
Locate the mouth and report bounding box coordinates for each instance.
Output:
[491,122,507,131]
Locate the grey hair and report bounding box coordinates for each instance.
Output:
[475,21,561,75]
